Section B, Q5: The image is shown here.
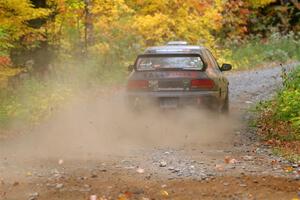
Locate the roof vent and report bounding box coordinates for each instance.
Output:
[166,41,189,46]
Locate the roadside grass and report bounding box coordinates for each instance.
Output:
[225,32,300,70]
[0,59,128,131]
[256,65,300,162]
[0,78,73,130]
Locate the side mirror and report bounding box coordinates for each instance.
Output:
[220,63,232,71]
[128,64,134,72]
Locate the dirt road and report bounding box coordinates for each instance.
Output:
[0,64,299,200]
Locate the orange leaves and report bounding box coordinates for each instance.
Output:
[220,0,252,39]
[224,156,238,164]
[240,8,251,15]
[0,56,11,67]
[188,0,213,13]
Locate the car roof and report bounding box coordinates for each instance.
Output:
[143,45,205,55]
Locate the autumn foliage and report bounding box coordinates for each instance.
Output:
[0,0,299,61]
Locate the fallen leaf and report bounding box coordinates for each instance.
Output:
[224,156,237,164]
[136,168,145,174]
[12,181,19,186]
[271,160,278,165]
[124,191,132,198]
[284,166,294,173]
[118,195,128,200]
[58,159,64,165]
[90,195,97,200]
[224,156,231,164]
[160,190,169,197]
[215,164,224,171]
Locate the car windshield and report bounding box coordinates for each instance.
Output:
[136,55,204,71]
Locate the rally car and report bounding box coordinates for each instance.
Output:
[126,41,232,113]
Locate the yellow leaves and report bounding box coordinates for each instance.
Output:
[0,0,51,49]
[128,0,225,47]
[0,0,50,22]
[30,8,51,19]
[90,42,110,55]
[47,0,228,56]
[0,67,22,77]
[92,0,132,21]
[134,0,168,15]
[132,13,175,45]
[91,0,133,39]
[246,0,276,8]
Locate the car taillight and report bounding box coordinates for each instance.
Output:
[191,79,215,89]
[127,80,149,90]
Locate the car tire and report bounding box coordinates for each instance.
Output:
[221,90,229,114]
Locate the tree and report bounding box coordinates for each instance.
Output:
[0,0,50,53]
[127,0,224,48]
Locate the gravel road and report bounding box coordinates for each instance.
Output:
[0,64,299,200]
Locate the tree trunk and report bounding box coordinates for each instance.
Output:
[84,0,94,55]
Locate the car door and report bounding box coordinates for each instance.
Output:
[203,49,228,100]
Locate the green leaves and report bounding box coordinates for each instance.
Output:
[274,66,300,131]
[257,67,300,159]
[275,75,300,129]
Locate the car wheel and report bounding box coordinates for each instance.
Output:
[221,90,229,114]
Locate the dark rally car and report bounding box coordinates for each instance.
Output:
[126,41,232,112]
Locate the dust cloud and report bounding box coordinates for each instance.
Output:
[0,90,238,161]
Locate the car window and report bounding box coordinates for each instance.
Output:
[136,55,205,71]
